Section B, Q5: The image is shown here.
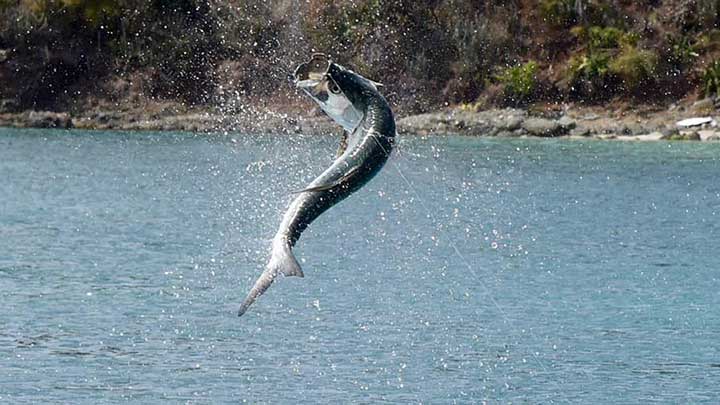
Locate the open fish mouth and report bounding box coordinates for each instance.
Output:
[295,79,322,88]
[291,53,362,132]
[293,53,332,86]
[292,53,337,101]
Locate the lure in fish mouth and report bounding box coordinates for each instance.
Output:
[237,54,396,316]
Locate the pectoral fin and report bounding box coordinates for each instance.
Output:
[292,165,361,194]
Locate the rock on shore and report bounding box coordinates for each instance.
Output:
[398,108,582,137]
[2,103,720,142]
[397,106,720,141]
[0,111,73,129]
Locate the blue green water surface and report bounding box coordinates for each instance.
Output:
[1,128,719,403]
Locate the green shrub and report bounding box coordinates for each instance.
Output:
[668,35,699,67]
[703,60,720,97]
[568,52,610,82]
[566,24,647,98]
[587,26,636,50]
[563,52,613,100]
[540,0,576,28]
[496,61,538,102]
[588,26,622,49]
[609,46,658,91]
[541,0,618,28]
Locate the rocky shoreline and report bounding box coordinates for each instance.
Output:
[397,104,720,141]
[2,100,720,141]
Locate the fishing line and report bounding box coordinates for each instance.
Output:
[373,134,550,374]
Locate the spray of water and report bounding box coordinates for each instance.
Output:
[373,135,550,374]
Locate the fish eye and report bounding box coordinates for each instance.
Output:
[328,81,341,94]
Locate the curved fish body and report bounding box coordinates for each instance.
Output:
[238,54,395,316]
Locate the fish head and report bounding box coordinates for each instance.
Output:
[294,54,381,132]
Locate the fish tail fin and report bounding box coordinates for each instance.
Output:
[269,237,304,278]
[237,238,303,317]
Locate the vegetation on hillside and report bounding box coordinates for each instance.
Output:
[2,0,720,114]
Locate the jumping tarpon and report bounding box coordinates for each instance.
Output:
[237,54,395,316]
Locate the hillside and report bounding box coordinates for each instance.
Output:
[2,0,720,123]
